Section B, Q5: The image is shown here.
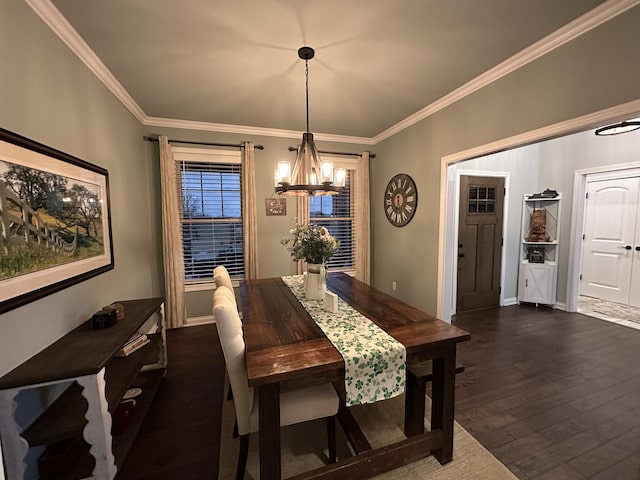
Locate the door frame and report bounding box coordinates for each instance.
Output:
[566,163,640,312]
[438,98,640,322]
[451,170,509,316]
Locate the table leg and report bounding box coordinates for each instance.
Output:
[404,368,426,436]
[430,349,456,464]
[258,383,280,480]
[77,370,117,479]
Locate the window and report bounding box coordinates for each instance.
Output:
[468,186,495,213]
[175,149,243,281]
[310,160,356,272]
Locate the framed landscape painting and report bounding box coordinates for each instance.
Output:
[0,128,113,313]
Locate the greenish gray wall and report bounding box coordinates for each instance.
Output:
[0,0,163,377]
[372,6,640,315]
[2,0,640,374]
[144,127,369,277]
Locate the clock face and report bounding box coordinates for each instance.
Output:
[384,174,418,227]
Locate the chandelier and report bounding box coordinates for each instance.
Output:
[274,46,345,196]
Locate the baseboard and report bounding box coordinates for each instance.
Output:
[184,315,215,327]
[503,297,518,306]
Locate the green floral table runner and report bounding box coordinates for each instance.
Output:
[282,275,406,406]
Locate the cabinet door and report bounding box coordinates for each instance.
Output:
[520,263,555,304]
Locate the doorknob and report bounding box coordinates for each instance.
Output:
[458,253,465,258]
[618,245,632,250]
[636,246,640,251]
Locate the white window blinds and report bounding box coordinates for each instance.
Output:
[310,168,355,272]
[175,150,243,281]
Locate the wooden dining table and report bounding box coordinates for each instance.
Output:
[239,272,470,480]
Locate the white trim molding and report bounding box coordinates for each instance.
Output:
[373,0,640,144]
[26,0,640,144]
[25,0,147,123]
[440,169,510,322]
[437,99,640,320]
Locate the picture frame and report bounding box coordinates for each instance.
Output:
[265,197,286,216]
[0,128,114,313]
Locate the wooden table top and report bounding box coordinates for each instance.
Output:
[0,297,164,389]
[239,273,469,388]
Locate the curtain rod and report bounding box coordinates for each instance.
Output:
[287,146,375,159]
[144,135,264,150]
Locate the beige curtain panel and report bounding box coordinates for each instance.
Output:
[355,151,371,284]
[159,136,186,328]
[241,142,259,279]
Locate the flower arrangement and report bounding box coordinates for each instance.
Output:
[281,221,339,265]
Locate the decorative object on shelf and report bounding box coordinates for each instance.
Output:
[265,197,286,216]
[274,46,346,196]
[104,302,125,320]
[384,173,418,227]
[595,118,640,136]
[281,221,339,299]
[0,127,114,314]
[528,188,559,199]
[116,330,150,357]
[527,209,548,242]
[91,307,118,329]
[527,247,545,263]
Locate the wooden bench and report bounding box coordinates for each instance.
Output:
[404,360,465,436]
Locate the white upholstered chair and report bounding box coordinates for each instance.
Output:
[213,265,234,291]
[214,264,241,319]
[213,286,339,479]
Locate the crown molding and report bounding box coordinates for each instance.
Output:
[27,0,639,146]
[442,98,640,167]
[25,0,147,123]
[143,116,374,145]
[373,0,640,144]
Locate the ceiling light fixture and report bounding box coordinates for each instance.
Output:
[594,118,640,136]
[274,46,345,196]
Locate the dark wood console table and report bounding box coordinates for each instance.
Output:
[0,297,166,479]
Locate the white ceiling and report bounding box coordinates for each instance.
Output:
[40,0,612,141]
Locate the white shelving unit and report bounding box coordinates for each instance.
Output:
[0,298,166,479]
[517,193,561,306]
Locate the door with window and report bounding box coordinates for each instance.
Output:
[457,175,504,312]
[580,176,640,307]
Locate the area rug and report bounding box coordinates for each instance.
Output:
[578,295,640,330]
[218,391,516,479]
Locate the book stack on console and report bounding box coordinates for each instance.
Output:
[116,331,150,357]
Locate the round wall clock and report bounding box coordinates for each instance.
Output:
[384,173,418,227]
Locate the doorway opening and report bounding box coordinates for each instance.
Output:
[438,99,640,323]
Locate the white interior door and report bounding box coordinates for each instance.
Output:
[580,177,640,303]
[630,200,640,308]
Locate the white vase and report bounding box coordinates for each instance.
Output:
[305,263,326,300]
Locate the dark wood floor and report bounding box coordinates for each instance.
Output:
[116,324,225,480]
[117,305,640,480]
